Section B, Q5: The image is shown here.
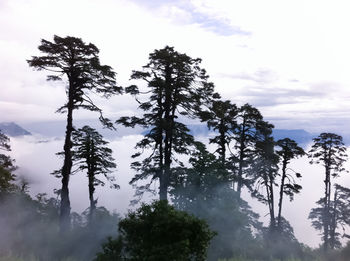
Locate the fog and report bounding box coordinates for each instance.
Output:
[9,134,148,215]
[7,131,350,249]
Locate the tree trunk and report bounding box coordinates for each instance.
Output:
[264,169,275,230]
[219,120,226,165]
[277,158,287,229]
[59,98,74,232]
[269,170,275,229]
[88,171,96,223]
[329,189,338,249]
[237,125,246,198]
[323,167,330,252]
[159,64,172,201]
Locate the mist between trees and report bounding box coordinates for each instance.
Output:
[1,35,350,261]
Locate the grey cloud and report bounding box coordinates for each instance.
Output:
[221,70,342,107]
[131,0,250,36]
[236,86,326,107]
[219,69,279,84]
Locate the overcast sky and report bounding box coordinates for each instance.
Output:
[1,0,350,134]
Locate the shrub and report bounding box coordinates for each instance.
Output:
[95,200,215,261]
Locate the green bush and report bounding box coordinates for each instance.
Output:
[95,200,215,261]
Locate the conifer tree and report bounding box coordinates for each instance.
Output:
[28,35,122,231]
[118,46,217,201]
[200,100,238,167]
[308,133,348,251]
[71,126,118,223]
[275,138,305,230]
[0,131,16,194]
[250,120,279,229]
[233,104,263,197]
[309,184,350,249]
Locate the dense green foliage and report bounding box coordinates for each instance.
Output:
[95,201,215,261]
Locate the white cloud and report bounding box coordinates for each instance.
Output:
[2,0,350,132]
[10,133,350,247]
[8,134,152,214]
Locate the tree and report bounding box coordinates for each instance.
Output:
[28,35,122,231]
[275,138,305,230]
[94,237,124,261]
[0,131,11,151]
[95,201,215,261]
[309,184,350,250]
[117,46,217,201]
[250,120,279,229]
[232,104,263,197]
[170,141,261,260]
[0,131,16,194]
[308,133,348,251]
[71,126,118,223]
[200,100,238,167]
[170,141,228,209]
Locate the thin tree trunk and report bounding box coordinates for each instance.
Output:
[329,189,338,249]
[219,120,226,165]
[60,97,74,232]
[323,167,330,252]
[277,158,287,229]
[269,170,275,230]
[88,171,95,223]
[264,168,275,230]
[237,124,246,198]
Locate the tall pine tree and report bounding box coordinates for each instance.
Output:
[308,133,348,251]
[71,126,118,223]
[118,46,217,201]
[28,35,122,231]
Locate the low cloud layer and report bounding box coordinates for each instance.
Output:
[9,134,147,215]
[6,133,350,248]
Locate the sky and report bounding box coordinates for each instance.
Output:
[1,0,350,133]
[2,0,350,248]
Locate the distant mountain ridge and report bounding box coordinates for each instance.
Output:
[12,120,322,146]
[272,129,314,145]
[190,125,314,145]
[20,120,315,145]
[0,122,31,137]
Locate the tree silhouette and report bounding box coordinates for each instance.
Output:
[170,141,226,208]
[28,35,122,231]
[308,133,348,251]
[117,46,217,201]
[233,104,263,197]
[200,100,238,167]
[170,141,262,260]
[0,131,16,194]
[250,120,279,229]
[0,132,11,151]
[71,126,118,223]
[309,184,350,249]
[95,201,215,261]
[275,138,305,230]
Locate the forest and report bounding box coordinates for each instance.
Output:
[1,35,350,261]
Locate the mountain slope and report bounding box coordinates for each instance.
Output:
[0,122,31,137]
